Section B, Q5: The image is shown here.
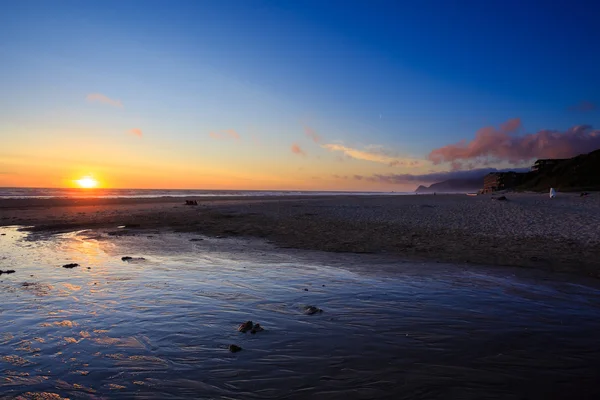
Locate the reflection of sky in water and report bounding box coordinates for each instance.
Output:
[1,226,600,399]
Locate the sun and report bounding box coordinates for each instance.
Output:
[76,176,98,189]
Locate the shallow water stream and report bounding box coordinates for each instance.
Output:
[1,226,600,399]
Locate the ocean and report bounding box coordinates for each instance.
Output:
[0,187,408,199]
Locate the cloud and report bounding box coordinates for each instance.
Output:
[568,101,597,112]
[348,167,530,185]
[322,143,423,167]
[291,143,306,156]
[86,93,123,108]
[129,128,143,137]
[209,130,240,140]
[304,126,322,143]
[223,129,240,140]
[428,119,600,165]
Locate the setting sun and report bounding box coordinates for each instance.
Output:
[76,176,98,188]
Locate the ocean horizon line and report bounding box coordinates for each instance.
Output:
[0,187,415,199]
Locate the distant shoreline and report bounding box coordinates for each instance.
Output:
[2,193,599,278]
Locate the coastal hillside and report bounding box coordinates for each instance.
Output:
[415,178,482,193]
[517,149,600,192]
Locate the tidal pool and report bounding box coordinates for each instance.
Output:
[1,226,600,399]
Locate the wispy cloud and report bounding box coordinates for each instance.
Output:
[336,167,529,185]
[428,119,600,165]
[209,129,240,140]
[223,129,240,140]
[322,143,423,167]
[568,101,597,112]
[129,128,143,137]
[86,93,123,108]
[304,126,322,143]
[291,143,306,156]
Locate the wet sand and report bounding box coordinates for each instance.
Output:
[1,227,600,399]
[1,193,600,277]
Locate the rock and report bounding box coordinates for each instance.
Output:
[62,263,79,269]
[238,321,253,333]
[229,344,242,353]
[121,256,145,262]
[303,288,309,291]
[494,196,508,201]
[0,270,15,275]
[189,238,203,242]
[250,324,264,334]
[238,321,264,334]
[303,306,323,315]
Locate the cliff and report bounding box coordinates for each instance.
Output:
[415,178,482,193]
[517,149,600,192]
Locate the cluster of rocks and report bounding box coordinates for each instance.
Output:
[237,320,264,334]
[229,306,323,352]
[62,263,79,269]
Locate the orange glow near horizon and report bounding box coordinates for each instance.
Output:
[75,176,99,189]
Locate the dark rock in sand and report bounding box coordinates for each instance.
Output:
[121,256,145,262]
[303,288,309,291]
[190,238,203,242]
[303,305,323,315]
[62,263,79,269]
[1,233,6,236]
[0,270,16,275]
[494,196,508,201]
[238,321,253,333]
[229,344,242,353]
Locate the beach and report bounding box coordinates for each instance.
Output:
[3,194,600,398]
[2,192,599,277]
[2,224,600,399]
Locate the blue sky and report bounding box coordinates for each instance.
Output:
[1,0,599,190]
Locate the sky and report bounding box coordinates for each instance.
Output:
[1,0,600,191]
